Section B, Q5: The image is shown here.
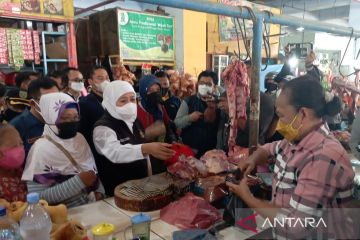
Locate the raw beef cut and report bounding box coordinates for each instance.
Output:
[227,146,249,165]
[200,150,235,174]
[168,158,198,180]
[221,59,250,155]
[160,193,222,229]
[168,156,208,180]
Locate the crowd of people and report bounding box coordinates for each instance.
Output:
[0,50,357,237]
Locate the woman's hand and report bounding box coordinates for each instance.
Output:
[142,142,175,160]
[95,192,104,201]
[78,171,97,187]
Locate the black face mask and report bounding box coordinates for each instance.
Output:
[56,121,80,139]
[147,92,163,108]
[161,88,169,97]
[265,82,278,92]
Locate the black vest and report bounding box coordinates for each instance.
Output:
[93,112,148,196]
[180,95,219,158]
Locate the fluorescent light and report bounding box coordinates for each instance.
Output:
[296,27,305,32]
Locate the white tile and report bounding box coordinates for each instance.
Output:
[104,197,161,219]
[114,230,164,240]
[68,200,131,233]
[218,226,255,240]
[150,219,180,240]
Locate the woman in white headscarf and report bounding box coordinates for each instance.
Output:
[22,92,104,208]
[93,81,175,196]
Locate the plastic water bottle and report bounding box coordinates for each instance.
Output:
[20,193,52,240]
[0,206,21,240]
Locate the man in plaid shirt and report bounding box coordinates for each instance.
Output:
[227,76,355,239]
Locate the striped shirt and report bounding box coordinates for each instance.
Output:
[27,175,105,208]
[261,124,355,239]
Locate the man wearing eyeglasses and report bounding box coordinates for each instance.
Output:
[61,68,85,102]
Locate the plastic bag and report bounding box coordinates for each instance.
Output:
[165,144,194,166]
[200,150,235,174]
[160,193,222,229]
[167,156,207,180]
[227,147,248,165]
[167,157,199,180]
[196,176,228,203]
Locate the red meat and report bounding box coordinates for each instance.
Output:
[200,150,234,174]
[221,60,250,155]
[160,192,222,229]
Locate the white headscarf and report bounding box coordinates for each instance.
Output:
[102,80,137,130]
[22,92,97,181]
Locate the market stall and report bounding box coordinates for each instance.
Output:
[76,7,175,80]
[0,0,77,75]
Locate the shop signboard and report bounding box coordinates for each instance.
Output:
[218,0,277,42]
[0,0,73,20]
[118,9,175,62]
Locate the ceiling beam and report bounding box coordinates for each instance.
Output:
[75,0,122,15]
[250,0,350,14]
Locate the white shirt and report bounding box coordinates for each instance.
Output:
[93,126,152,175]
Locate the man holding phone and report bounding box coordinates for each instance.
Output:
[175,70,220,158]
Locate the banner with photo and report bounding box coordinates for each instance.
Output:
[118,9,175,62]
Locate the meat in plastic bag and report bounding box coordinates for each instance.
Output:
[227,146,248,165]
[167,156,208,180]
[200,150,235,174]
[196,176,228,203]
[168,159,198,180]
[160,193,222,229]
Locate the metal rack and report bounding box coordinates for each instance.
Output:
[41,31,69,74]
[0,10,77,75]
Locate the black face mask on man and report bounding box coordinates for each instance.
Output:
[265,82,278,92]
[161,88,169,97]
[147,92,163,108]
[56,121,80,139]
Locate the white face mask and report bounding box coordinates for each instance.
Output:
[70,82,84,92]
[115,103,137,123]
[95,80,110,93]
[198,84,213,96]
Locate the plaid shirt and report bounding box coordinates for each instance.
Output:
[261,124,355,239]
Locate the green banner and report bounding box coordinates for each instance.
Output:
[118,10,175,62]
